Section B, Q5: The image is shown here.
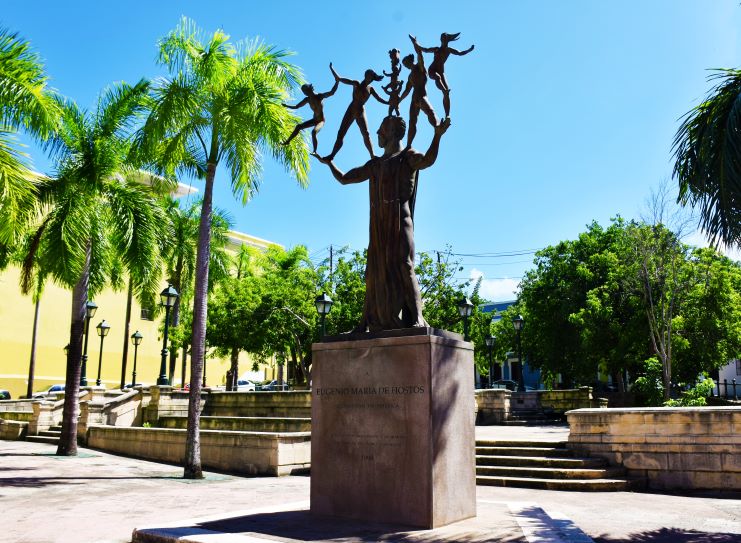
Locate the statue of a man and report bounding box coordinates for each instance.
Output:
[315,115,451,332]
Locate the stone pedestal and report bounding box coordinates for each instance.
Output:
[310,331,476,529]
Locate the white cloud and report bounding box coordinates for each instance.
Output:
[469,268,519,301]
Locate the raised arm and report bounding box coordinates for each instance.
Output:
[451,44,475,56]
[409,35,427,69]
[282,97,309,109]
[312,153,371,185]
[319,78,340,99]
[369,87,389,105]
[329,62,355,86]
[409,118,450,170]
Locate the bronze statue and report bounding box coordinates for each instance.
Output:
[282,80,339,152]
[314,115,451,332]
[413,32,474,118]
[380,48,404,116]
[399,36,439,148]
[324,64,384,161]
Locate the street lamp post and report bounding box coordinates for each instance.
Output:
[157,285,179,386]
[130,331,142,387]
[457,297,474,341]
[512,315,525,392]
[314,292,334,338]
[485,334,496,388]
[80,301,98,386]
[95,320,111,387]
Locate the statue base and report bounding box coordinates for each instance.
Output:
[310,329,476,529]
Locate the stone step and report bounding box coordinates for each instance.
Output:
[26,435,59,445]
[476,465,624,480]
[38,430,62,438]
[475,446,576,458]
[476,475,634,491]
[49,425,62,432]
[475,440,567,447]
[476,454,607,469]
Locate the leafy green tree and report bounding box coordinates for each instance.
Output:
[0,28,60,247]
[21,82,166,455]
[672,247,741,382]
[208,246,318,385]
[136,18,309,478]
[673,69,741,247]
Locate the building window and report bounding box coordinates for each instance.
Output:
[736,359,741,376]
[140,308,154,321]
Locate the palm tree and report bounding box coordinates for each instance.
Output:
[161,196,231,384]
[673,69,741,247]
[0,28,59,247]
[22,81,168,455]
[136,18,309,478]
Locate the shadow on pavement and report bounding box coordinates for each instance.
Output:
[595,528,741,543]
[0,475,182,488]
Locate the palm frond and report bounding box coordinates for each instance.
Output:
[673,68,741,247]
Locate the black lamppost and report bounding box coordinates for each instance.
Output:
[314,292,334,338]
[485,334,496,388]
[80,301,98,386]
[157,285,179,386]
[512,314,525,392]
[457,297,474,340]
[95,320,111,387]
[130,331,142,387]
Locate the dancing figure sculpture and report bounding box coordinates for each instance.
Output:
[380,48,404,116]
[314,115,451,332]
[399,35,439,147]
[324,63,384,160]
[413,32,474,118]
[282,80,339,153]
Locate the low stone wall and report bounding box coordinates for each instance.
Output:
[540,387,606,412]
[158,415,311,433]
[0,419,27,440]
[86,426,310,476]
[0,411,34,423]
[475,389,510,424]
[204,391,312,418]
[567,407,741,490]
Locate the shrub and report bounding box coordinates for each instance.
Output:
[631,357,665,406]
[664,377,715,407]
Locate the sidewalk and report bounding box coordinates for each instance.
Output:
[1,431,739,543]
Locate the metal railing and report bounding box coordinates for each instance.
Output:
[714,379,739,400]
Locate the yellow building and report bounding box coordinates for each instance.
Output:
[0,217,281,399]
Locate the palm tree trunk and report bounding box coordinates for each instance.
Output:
[229,347,239,391]
[26,296,41,398]
[120,278,133,389]
[184,162,216,479]
[57,243,90,456]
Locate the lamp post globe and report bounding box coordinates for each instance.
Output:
[95,320,111,387]
[130,330,142,388]
[512,315,525,392]
[157,285,179,386]
[457,297,474,341]
[80,300,98,387]
[314,292,334,338]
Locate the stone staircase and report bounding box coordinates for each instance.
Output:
[476,439,642,491]
[26,424,61,445]
[503,408,564,426]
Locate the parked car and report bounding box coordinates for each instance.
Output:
[260,380,290,391]
[236,379,256,392]
[0,389,11,400]
[32,384,65,399]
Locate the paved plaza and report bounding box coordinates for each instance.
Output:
[1,428,739,543]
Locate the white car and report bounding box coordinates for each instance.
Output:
[33,384,65,399]
[236,379,256,392]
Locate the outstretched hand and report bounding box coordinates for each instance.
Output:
[436,117,451,136]
[311,152,330,164]
[408,34,417,44]
[329,62,339,80]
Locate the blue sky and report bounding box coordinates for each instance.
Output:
[3,1,740,300]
